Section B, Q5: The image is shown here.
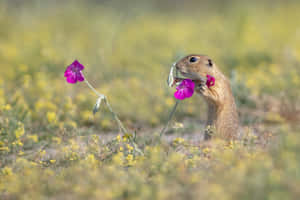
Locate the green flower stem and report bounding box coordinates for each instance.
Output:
[84,79,144,155]
[84,79,128,134]
[160,99,180,137]
[103,98,128,134]
[84,79,105,98]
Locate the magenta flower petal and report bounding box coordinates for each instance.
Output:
[206,75,215,88]
[184,87,194,98]
[72,60,84,70]
[64,60,85,84]
[76,71,85,82]
[174,90,186,100]
[174,79,195,100]
[66,74,76,84]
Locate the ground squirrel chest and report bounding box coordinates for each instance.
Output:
[175,54,239,140]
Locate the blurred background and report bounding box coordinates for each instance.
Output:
[1,0,300,199]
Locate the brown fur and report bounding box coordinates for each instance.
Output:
[175,54,239,140]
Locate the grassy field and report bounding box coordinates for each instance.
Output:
[0,0,300,199]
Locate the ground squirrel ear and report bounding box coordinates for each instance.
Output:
[207,59,213,67]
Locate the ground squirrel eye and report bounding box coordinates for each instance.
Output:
[189,57,197,63]
[207,59,213,67]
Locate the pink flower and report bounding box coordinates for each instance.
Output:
[64,60,85,84]
[206,75,215,88]
[174,79,195,100]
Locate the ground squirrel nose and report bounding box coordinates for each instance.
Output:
[175,62,181,70]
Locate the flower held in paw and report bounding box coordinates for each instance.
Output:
[174,79,195,100]
[206,74,215,88]
[64,60,85,84]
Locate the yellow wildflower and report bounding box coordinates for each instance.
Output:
[173,122,184,129]
[12,140,23,146]
[66,120,77,129]
[82,110,93,122]
[126,154,135,166]
[1,167,13,176]
[40,150,46,157]
[173,137,185,145]
[52,137,61,144]
[126,144,134,152]
[15,122,25,139]
[202,147,211,154]
[0,146,9,152]
[2,104,11,111]
[116,135,121,142]
[86,154,98,166]
[91,134,99,143]
[227,140,234,149]
[49,159,56,164]
[126,154,133,161]
[27,134,38,143]
[47,111,57,124]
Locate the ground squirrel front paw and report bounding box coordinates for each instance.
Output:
[196,82,210,97]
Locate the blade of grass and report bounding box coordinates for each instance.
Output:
[160,99,180,137]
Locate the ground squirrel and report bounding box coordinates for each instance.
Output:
[175,54,239,140]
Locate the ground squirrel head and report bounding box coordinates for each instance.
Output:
[175,54,222,83]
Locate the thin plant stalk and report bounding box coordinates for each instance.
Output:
[84,78,145,155]
[103,98,128,134]
[84,79,103,97]
[84,79,128,134]
[160,99,180,137]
